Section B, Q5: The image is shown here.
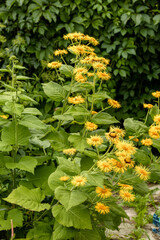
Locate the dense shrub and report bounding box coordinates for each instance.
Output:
[0,0,160,117]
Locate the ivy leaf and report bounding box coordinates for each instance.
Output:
[6,156,38,174]
[4,186,50,212]
[55,186,87,210]
[0,209,23,230]
[52,204,92,229]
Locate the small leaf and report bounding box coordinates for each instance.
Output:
[4,186,50,212]
[16,75,32,80]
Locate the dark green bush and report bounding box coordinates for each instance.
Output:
[0,0,160,118]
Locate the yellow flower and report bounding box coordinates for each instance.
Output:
[105,132,119,144]
[87,135,103,146]
[116,140,136,155]
[108,99,121,108]
[112,158,128,173]
[63,148,76,156]
[54,49,68,56]
[97,160,113,172]
[149,126,160,139]
[141,138,153,146]
[68,45,94,55]
[0,115,8,119]
[91,110,98,115]
[119,190,135,202]
[152,91,160,98]
[73,67,88,74]
[95,202,110,214]
[87,72,94,77]
[75,73,87,83]
[154,115,160,124]
[129,136,139,142]
[135,166,150,180]
[143,103,153,109]
[71,176,87,187]
[110,126,125,137]
[97,72,111,81]
[47,61,62,68]
[63,32,85,40]
[92,62,106,71]
[118,183,133,191]
[82,35,99,46]
[96,186,112,199]
[85,121,98,131]
[68,95,85,104]
[60,176,69,181]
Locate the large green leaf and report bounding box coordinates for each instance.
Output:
[64,105,90,117]
[0,142,12,152]
[59,64,73,77]
[6,156,38,174]
[75,229,101,240]
[134,149,150,165]
[4,186,50,212]
[52,204,92,229]
[53,221,76,240]
[26,221,52,240]
[109,202,129,219]
[48,168,68,191]
[3,102,24,116]
[0,209,23,231]
[43,81,66,101]
[1,121,31,146]
[124,118,148,135]
[22,107,42,115]
[57,157,80,175]
[19,115,46,129]
[68,134,89,152]
[55,186,87,210]
[83,172,105,188]
[92,112,119,125]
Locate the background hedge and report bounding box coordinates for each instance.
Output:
[0,0,160,119]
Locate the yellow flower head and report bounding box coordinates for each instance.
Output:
[141,138,153,146]
[54,49,68,56]
[68,45,94,55]
[135,166,150,181]
[0,115,8,119]
[60,176,69,181]
[111,158,128,173]
[91,110,98,115]
[71,176,87,187]
[96,186,112,199]
[75,73,87,83]
[116,140,136,155]
[47,61,62,69]
[85,121,98,131]
[129,136,139,142]
[82,35,99,46]
[110,126,125,138]
[118,183,133,191]
[63,32,85,41]
[105,132,119,144]
[152,91,160,98]
[119,190,135,202]
[63,148,77,156]
[143,103,153,109]
[92,62,106,71]
[97,72,111,81]
[68,95,85,104]
[73,67,88,74]
[149,126,160,139]
[87,135,103,146]
[95,202,110,214]
[97,159,113,172]
[108,99,121,108]
[87,72,94,77]
[154,115,160,124]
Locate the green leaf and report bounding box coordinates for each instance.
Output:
[14,65,27,70]
[64,105,90,117]
[149,105,159,119]
[19,115,46,129]
[83,172,104,188]
[19,94,38,104]
[133,182,149,195]
[53,114,74,121]
[16,75,32,80]
[1,121,31,146]
[150,163,160,182]
[6,156,38,174]
[135,14,142,26]
[48,168,68,191]
[43,81,66,101]
[22,107,42,115]
[152,139,160,152]
[6,0,16,9]
[4,186,50,212]
[26,221,52,240]
[57,157,80,175]
[53,221,76,240]
[68,134,89,152]
[134,149,150,165]
[119,69,126,77]
[92,112,119,125]
[59,64,73,77]
[0,142,12,152]
[153,14,160,25]
[0,209,23,231]
[52,204,92,229]
[3,102,24,116]
[75,229,101,240]
[109,203,129,219]
[124,118,148,135]
[55,186,87,211]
